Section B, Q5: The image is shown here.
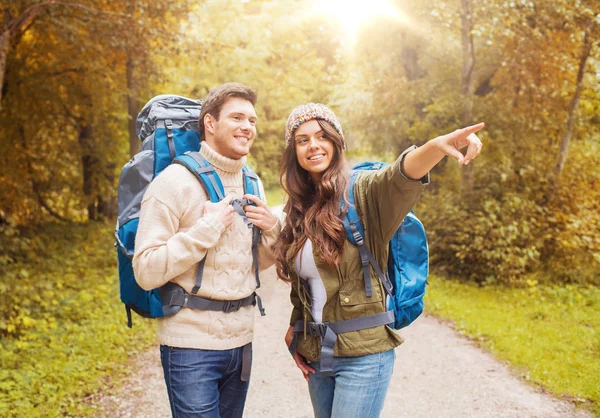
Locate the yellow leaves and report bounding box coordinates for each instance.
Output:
[20,316,36,328]
[525,278,538,289]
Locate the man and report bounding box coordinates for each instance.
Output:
[133,83,280,418]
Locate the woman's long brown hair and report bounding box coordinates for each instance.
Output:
[275,120,349,282]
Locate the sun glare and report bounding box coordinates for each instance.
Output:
[312,0,408,38]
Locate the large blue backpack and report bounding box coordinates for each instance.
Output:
[115,95,264,328]
[342,161,429,330]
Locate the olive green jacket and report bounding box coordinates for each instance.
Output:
[289,146,429,361]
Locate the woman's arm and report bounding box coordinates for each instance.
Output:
[286,280,316,381]
[402,123,484,180]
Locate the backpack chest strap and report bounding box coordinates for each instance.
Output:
[289,310,395,375]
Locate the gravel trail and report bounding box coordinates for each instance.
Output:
[96,267,591,418]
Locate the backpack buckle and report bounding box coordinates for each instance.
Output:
[307,322,327,337]
[222,299,243,313]
[349,223,364,246]
[352,230,364,246]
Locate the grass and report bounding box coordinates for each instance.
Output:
[425,275,600,416]
[264,187,285,207]
[0,222,156,417]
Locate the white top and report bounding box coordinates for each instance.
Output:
[295,239,327,324]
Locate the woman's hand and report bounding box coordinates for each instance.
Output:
[402,122,485,180]
[243,194,279,231]
[285,325,316,382]
[432,122,484,165]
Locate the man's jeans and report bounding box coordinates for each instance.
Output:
[307,349,395,418]
[160,344,251,418]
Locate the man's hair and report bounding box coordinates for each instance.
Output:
[198,83,257,140]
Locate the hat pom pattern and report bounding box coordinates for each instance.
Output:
[285,103,344,147]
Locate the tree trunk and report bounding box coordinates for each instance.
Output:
[126,51,139,157]
[78,123,97,221]
[545,28,593,202]
[553,31,591,177]
[1,1,56,110]
[511,77,524,193]
[400,31,425,81]
[98,163,117,220]
[126,0,139,157]
[18,124,68,221]
[0,29,8,109]
[460,0,476,193]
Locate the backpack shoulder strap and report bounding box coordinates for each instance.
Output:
[173,151,225,203]
[242,165,261,199]
[341,170,393,298]
[341,170,364,245]
[171,150,225,294]
[240,164,265,316]
[171,154,266,316]
[230,165,261,227]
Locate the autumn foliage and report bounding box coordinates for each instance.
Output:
[1,0,598,283]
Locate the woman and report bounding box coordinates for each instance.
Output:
[276,103,483,418]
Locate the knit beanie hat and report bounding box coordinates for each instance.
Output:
[285,103,345,148]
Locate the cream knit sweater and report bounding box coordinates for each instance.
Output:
[132,142,280,350]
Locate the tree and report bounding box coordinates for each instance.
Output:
[547,14,598,201]
[0,1,57,109]
[0,0,190,222]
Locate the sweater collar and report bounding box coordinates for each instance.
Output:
[199,141,247,173]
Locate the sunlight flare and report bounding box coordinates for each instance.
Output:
[311,0,409,38]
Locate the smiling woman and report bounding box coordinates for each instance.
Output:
[311,0,409,37]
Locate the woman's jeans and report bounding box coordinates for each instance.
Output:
[160,345,251,418]
[307,349,395,418]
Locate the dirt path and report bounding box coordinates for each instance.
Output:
[96,267,592,418]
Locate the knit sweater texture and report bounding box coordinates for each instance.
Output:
[132,142,279,350]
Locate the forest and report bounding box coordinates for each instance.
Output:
[0,0,599,415]
[2,0,598,284]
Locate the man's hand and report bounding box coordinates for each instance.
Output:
[243,194,279,231]
[433,122,484,165]
[285,325,316,382]
[203,194,235,228]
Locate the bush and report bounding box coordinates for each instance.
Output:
[418,139,600,285]
[420,192,546,284]
[0,222,155,417]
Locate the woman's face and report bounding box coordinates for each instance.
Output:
[293,120,335,182]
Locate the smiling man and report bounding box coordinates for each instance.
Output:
[133,83,281,418]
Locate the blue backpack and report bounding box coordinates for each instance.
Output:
[342,162,429,330]
[115,95,264,328]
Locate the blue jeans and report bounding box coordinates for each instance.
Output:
[307,349,395,418]
[160,344,251,418]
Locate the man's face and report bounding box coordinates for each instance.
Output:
[205,97,257,160]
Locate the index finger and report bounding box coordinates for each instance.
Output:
[243,194,265,207]
[461,122,485,137]
[220,194,234,205]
